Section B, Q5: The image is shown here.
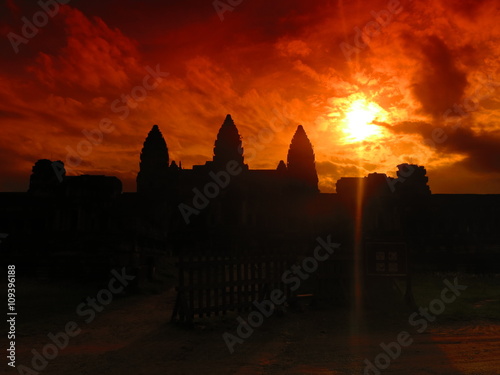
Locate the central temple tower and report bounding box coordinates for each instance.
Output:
[286,125,319,192]
[136,125,171,195]
[213,114,246,170]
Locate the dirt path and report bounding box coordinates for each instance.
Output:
[10,284,500,375]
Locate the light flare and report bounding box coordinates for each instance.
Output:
[341,99,386,143]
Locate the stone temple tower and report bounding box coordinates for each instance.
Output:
[286,125,319,192]
[137,125,171,195]
[213,114,246,170]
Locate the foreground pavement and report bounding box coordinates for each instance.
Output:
[12,282,500,375]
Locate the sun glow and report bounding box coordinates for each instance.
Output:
[342,99,386,143]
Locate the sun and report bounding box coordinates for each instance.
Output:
[342,99,385,142]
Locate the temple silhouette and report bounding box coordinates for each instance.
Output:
[1,115,499,282]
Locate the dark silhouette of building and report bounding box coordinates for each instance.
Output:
[1,114,500,281]
[28,159,65,196]
[287,125,319,193]
[213,114,246,170]
[137,124,172,195]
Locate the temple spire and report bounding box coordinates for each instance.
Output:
[213,114,244,168]
[286,125,319,192]
[277,160,287,173]
[136,125,170,194]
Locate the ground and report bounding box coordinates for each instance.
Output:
[6,273,500,375]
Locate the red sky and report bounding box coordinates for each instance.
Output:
[0,0,499,193]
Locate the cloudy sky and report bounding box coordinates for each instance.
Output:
[0,0,499,193]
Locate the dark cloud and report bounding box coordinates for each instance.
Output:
[0,109,25,119]
[375,120,433,136]
[410,35,468,119]
[440,126,500,174]
[384,120,500,174]
[448,0,492,19]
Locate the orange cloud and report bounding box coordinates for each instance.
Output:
[0,0,499,193]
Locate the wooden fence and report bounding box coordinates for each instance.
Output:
[171,251,294,323]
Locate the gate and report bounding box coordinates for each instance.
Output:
[171,251,294,323]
